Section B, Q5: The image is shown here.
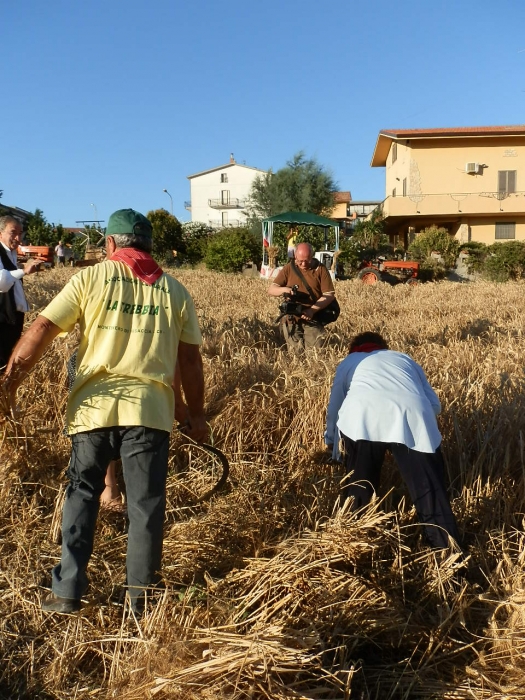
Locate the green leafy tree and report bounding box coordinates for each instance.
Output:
[146,209,183,262]
[180,222,213,265]
[25,209,54,245]
[247,152,338,220]
[204,227,261,273]
[408,226,460,270]
[336,210,390,275]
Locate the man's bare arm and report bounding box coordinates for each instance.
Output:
[177,340,208,443]
[3,316,62,393]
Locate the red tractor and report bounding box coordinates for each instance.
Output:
[357,258,420,286]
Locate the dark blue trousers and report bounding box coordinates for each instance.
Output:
[341,435,461,549]
[52,426,169,608]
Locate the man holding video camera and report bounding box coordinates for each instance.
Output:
[268,242,337,350]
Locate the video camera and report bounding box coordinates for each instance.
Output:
[278,284,311,317]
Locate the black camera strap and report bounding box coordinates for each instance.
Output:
[290,259,318,305]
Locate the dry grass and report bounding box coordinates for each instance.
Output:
[2,268,525,698]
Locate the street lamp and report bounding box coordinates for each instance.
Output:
[162,189,173,215]
[90,203,99,228]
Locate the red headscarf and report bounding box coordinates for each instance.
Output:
[350,343,385,354]
[110,248,163,285]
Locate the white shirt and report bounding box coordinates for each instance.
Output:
[325,350,441,457]
[0,243,29,312]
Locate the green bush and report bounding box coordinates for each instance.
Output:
[458,241,488,274]
[204,227,262,273]
[408,226,460,270]
[180,222,213,265]
[484,241,525,282]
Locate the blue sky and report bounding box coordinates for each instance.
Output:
[3,0,525,227]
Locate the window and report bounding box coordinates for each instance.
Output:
[392,142,397,164]
[402,177,407,197]
[498,170,516,195]
[222,211,229,226]
[392,188,396,197]
[220,173,228,183]
[495,222,516,240]
[221,190,230,205]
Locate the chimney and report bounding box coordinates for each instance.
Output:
[230,153,235,163]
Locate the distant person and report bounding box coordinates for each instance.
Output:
[55,240,66,267]
[287,225,299,259]
[268,242,337,350]
[0,216,41,373]
[3,208,207,615]
[325,332,461,549]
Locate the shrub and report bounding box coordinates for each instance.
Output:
[408,226,460,271]
[204,227,262,273]
[458,241,488,274]
[180,222,213,266]
[484,240,525,282]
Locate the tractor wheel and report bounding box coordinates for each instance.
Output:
[358,268,382,285]
[405,277,420,286]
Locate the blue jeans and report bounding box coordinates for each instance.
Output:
[52,426,169,607]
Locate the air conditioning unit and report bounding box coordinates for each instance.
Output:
[465,162,481,174]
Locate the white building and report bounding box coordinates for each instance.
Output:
[185,154,267,228]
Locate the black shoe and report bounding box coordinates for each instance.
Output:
[42,593,81,614]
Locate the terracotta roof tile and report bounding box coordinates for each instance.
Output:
[380,125,525,138]
[333,191,351,203]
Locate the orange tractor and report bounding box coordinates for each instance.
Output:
[357,258,420,285]
[17,245,55,267]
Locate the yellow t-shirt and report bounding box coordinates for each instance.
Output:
[41,260,202,435]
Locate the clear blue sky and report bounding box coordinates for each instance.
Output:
[3,0,525,227]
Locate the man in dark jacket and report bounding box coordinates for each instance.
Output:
[0,216,41,372]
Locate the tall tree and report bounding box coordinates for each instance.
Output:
[146,208,183,261]
[246,151,338,220]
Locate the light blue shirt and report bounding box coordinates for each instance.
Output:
[325,350,441,459]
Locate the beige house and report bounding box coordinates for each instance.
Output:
[328,192,381,235]
[371,125,525,248]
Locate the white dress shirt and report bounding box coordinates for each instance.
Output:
[325,350,441,458]
[0,243,29,312]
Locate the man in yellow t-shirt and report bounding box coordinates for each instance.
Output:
[3,208,207,615]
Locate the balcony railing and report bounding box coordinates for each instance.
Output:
[208,198,246,209]
[381,190,525,218]
[209,219,242,228]
[184,201,191,210]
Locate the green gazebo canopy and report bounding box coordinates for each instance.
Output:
[262,211,339,253]
[263,211,337,228]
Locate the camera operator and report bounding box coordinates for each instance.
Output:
[268,242,336,350]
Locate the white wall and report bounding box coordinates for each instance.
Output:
[189,164,266,227]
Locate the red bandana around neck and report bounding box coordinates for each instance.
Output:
[350,343,385,354]
[111,248,163,285]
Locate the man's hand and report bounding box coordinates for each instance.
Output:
[182,414,209,444]
[300,307,315,321]
[23,259,42,275]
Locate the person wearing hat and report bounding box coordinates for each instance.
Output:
[3,208,207,614]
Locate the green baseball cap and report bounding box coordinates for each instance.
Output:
[106,209,153,238]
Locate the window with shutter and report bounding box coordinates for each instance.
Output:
[498,171,517,195]
[495,222,516,240]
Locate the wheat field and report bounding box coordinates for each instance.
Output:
[2,267,525,699]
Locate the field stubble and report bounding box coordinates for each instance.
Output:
[2,268,525,698]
